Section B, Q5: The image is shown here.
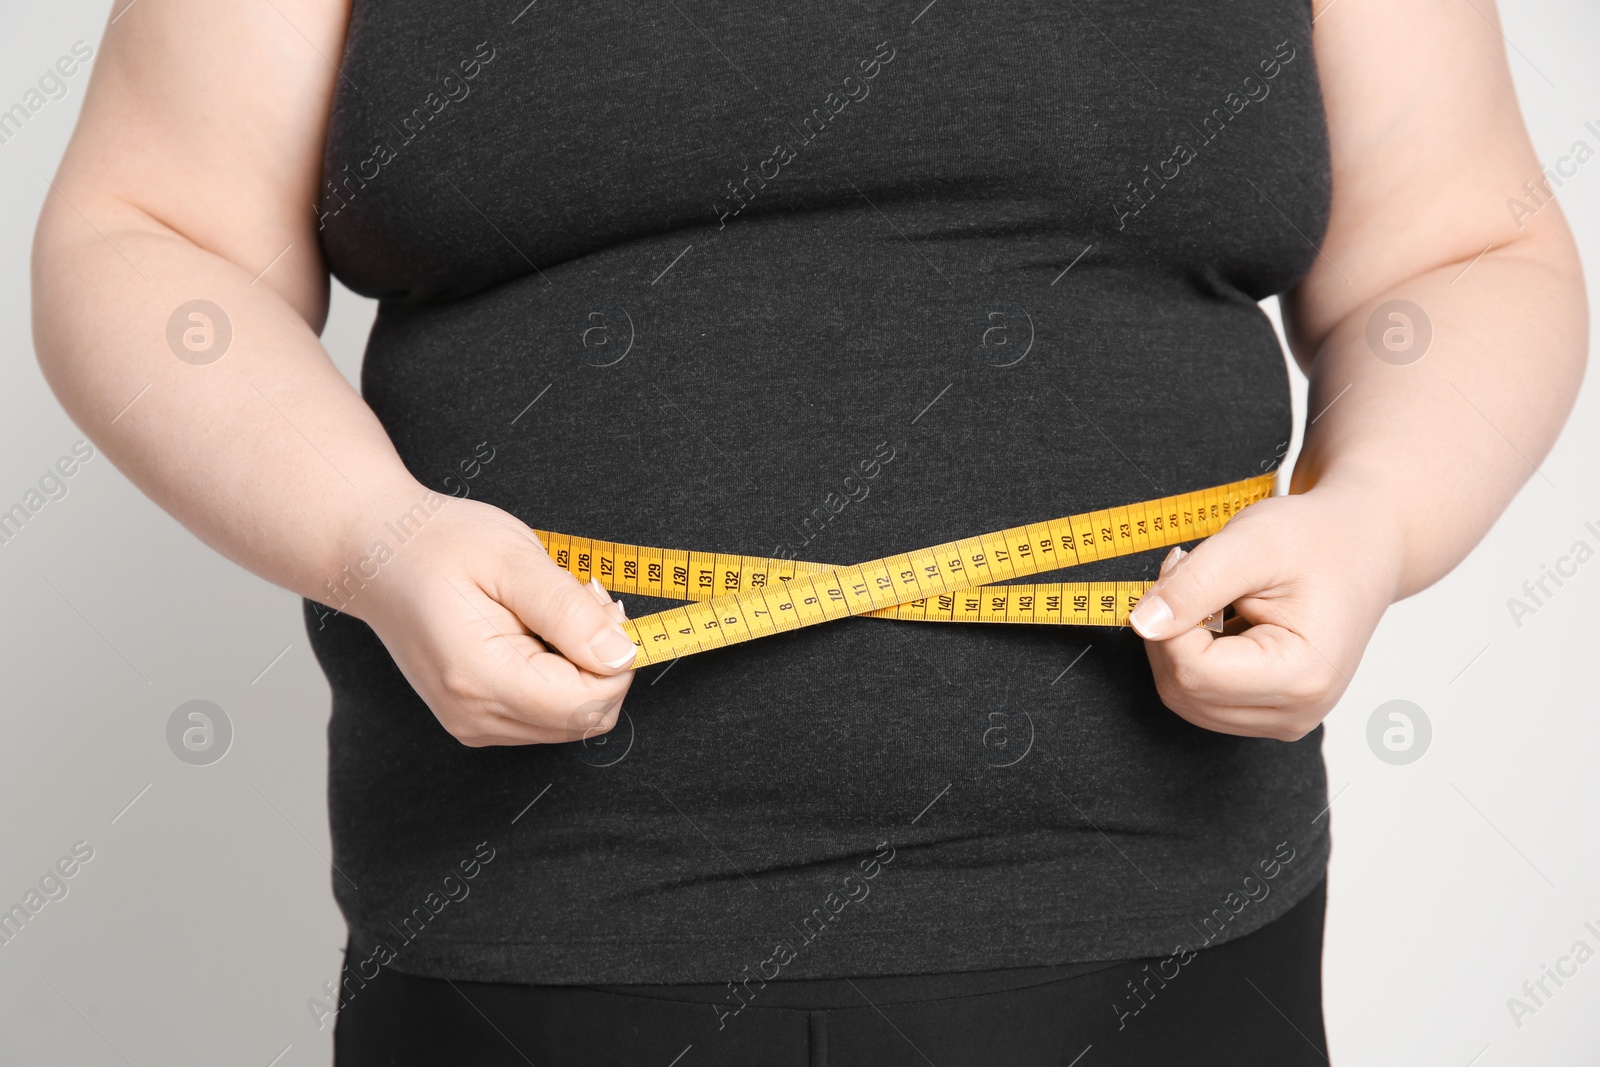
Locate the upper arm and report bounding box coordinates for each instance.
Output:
[38,0,350,328]
[1282,0,1582,369]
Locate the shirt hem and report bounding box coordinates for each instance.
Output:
[346,847,1330,986]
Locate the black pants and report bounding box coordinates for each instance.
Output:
[334,877,1328,1066]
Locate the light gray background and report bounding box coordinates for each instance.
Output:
[3,3,1596,1064]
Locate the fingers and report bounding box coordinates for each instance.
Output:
[358,501,644,748]
[1160,700,1322,742]
[403,569,631,747]
[1125,503,1365,741]
[487,532,641,676]
[582,571,630,625]
[1144,624,1343,741]
[1146,621,1311,704]
[431,625,633,746]
[457,711,620,748]
[1128,516,1278,640]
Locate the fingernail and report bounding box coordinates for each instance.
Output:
[1129,594,1174,639]
[612,597,627,621]
[1159,546,1184,577]
[591,624,638,669]
[587,576,610,606]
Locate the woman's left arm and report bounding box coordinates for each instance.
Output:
[1128,0,1588,740]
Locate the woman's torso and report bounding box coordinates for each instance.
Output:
[309,0,1332,985]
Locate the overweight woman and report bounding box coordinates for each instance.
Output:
[32,0,1585,1063]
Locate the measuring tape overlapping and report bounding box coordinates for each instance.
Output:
[536,472,1276,668]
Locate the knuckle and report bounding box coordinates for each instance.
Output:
[574,724,611,745]
[547,697,603,734]
[1167,658,1205,694]
[1225,503,1278,544]
[1153,677,1197,717]
[542,580,594,630]
[445,715,498,747]
[437,664,482,704]
[1151,673,1178,705]
[1271,712,1318,742]
[1289,666,1333,704]
[433,672,510,746]
[558,710,595,734]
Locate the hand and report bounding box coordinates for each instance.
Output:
[341,489,638,747]
[1127,485,1400,741]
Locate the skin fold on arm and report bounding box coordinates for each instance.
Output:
[31,0,638,747]
[1129,0,1587,738]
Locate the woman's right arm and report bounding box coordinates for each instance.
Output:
[32,0,636,744]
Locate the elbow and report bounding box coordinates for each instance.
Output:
[1519,215,1589,404]
[1283,212,1589,388]
[30,196,80,387]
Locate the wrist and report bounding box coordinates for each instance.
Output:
[1294,468,1410,609]
[309,477,447,625]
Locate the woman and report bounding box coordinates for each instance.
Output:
[32,0,1584,1063]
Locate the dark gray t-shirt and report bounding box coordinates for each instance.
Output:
[309,0,1332,984]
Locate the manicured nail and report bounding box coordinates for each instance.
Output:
[1160,546,1185,577]
[612,597,627,620]
[590,625,638,669]
[1130,594,1174,639]
[587,576,610,606]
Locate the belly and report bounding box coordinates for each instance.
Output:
[307,210,1316,972]
[349,211,1295,805]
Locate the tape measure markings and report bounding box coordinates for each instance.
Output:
[534,473,1273,667]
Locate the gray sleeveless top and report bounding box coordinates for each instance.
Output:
[309,0,1332,984]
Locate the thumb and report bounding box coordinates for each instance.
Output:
[493,534,640,674]
[1128,527,1269,641]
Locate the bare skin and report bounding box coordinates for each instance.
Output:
[1129,0,1586,740]
[32,0,1585,746]
[30,0,635,747]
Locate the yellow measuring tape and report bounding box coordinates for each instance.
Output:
[537,472,1275,668]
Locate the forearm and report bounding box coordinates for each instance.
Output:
[1288,234,1588,603]
[32,201,427,611]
